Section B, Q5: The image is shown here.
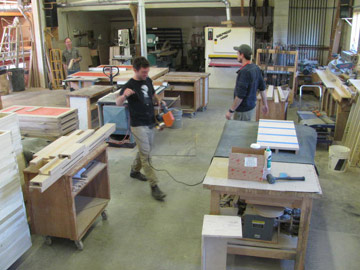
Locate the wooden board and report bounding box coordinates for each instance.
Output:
[66,85,113,98]
[29,124,115,192]
[266,85,274,100]
[256,119,299,153]
[0,113,23,155]
[203,157,322,196]
[0,130,31,270]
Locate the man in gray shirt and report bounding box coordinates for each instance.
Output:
[62,37,82,76]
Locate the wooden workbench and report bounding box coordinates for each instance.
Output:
[66,67,169,89]
[314,69,353,140]
[23,143,110,250]
[156,75,202,116]
[66,85,113,130]
[166,72,210,110]
[203,157,322,270]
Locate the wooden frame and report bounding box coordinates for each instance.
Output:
[23,144,110,249]
[66,85,113,130]
[256,49,299,104]
[203,157,322,270]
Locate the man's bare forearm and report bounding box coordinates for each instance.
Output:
[116,94,126,106]
[260,91,268,106]
[230,96,243,111]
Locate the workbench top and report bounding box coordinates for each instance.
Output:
[66,85,113,98]
[204,157,322,197]
[214,121,317,165]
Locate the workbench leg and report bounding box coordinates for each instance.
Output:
[87,98,92,129]
[334,103,351,141]
[202,237,227,270]
[295,197,313,270]
[210,191,221,215]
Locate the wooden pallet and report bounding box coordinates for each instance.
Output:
[28,123,115,192]
[256,119,299,154]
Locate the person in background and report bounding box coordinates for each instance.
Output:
[225,44,269,121]
[62,37,82,77]
[116,56,167,201]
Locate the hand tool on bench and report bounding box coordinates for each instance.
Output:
[266,173,305,184]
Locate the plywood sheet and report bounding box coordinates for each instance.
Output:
[203,157,322,195]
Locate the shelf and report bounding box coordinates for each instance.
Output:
[72,162,107,197]
[90,103,98,111]
[228,232,298,250]
[75,196,109,239]
[169,85,194,92]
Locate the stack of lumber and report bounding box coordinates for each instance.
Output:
[342,93,360,167]
[0,130,31,270]
[256,85,290,121]
[0,112,27,188]
[28,123,115,192]
[0,106,79,140]
[0,113,23,155]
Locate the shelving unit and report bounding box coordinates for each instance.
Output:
[160,76,202,116]
[23,143,110,250]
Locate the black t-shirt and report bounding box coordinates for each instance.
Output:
[120,77,156,127]
[234,63,266,112]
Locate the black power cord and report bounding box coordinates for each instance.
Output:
[131,128,204,187]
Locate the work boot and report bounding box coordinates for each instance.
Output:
[130,170,147,181]
[151,185,166,201]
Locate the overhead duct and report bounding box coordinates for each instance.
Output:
[57,0,232,20]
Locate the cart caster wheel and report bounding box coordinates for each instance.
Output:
[75,240,84,250]
[189,113,196,118]
[44,236,52,246]
[101,210,108,220]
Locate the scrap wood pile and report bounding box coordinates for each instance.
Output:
[0,105,79,140]
[256,85,290,121]
[28,123,115,192]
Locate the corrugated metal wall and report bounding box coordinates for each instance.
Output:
[287,0,336,65]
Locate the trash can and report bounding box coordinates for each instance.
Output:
[8,68,25,92]
[169,108,183,129]
[328,145,350,172]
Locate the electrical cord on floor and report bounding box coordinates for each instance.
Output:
[131,129,204,187]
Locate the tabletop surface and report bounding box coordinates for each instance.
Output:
[203,157,322,196]
[214,121,317,165]
[66,85,113,98]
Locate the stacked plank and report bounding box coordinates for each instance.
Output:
[28,123,115,192]
[0,106,79,140]
[256,85,290,121]
[0,130,31,270]
[0,113,23,155]
[342,95,360,167]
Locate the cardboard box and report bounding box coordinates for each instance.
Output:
[228,147,264,181]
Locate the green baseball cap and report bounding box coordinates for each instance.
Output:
[234,44,252,57]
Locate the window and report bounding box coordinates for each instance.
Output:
[350,11,360,52]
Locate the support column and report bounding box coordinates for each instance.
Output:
[273,0,289,45]
[138,0,147,58]
[32,0,46,88]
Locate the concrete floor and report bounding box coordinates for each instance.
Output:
[3,88,360,270]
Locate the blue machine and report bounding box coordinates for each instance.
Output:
[98,90,135,144]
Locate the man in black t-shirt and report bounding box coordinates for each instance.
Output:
[225,44,269,121]
[116,57,166,201]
